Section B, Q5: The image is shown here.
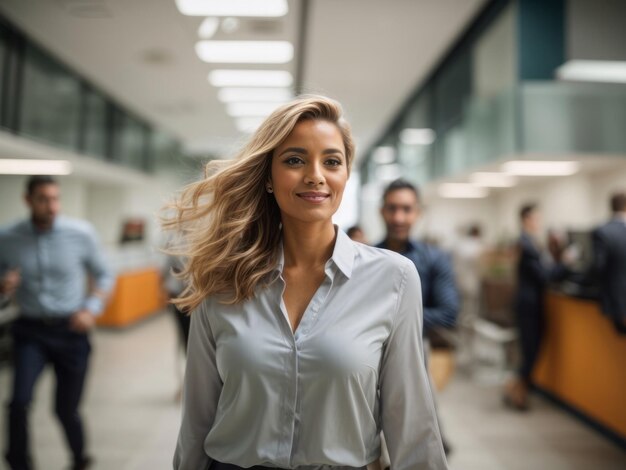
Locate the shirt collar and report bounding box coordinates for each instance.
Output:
[274,225,356,280]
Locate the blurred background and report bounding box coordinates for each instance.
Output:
[0,0,625,469]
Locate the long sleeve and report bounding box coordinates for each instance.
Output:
[174,300,222,470]
[380,262,448,470]
[82,228,114,315]
[423,251,459,330]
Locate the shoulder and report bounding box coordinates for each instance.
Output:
[0,219,25,237]
[0,219,30,243]
[353,243,418,282]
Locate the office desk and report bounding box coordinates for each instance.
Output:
[533,292,626,442]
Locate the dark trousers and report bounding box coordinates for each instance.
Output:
[516,303,544,383]
[5,318,91,470]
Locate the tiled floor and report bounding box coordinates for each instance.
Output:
[0,312,624,470]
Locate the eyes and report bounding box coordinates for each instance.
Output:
[283,155,343,168]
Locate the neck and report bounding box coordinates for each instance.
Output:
[282,219,337,269]
[385,237,409,253]
[31,216,53,232]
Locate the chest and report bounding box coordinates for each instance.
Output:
[281,267,326,332]
[3,233,85,278]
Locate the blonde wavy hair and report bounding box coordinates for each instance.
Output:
[162,95,355,311]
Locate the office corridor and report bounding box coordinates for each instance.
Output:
[0,312,623,470]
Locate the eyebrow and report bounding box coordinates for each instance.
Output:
[278,147,345,157]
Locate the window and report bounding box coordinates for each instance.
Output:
[19,45,81,150]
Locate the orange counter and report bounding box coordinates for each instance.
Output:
[534,292,626,440]
[97,267,166,328]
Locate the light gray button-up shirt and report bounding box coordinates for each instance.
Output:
[0,216,114,316]
[174,229,447,470]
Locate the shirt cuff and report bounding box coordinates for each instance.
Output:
[83,296,104,316]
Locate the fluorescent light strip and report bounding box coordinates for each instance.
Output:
[438,183,489,199]
[0,159,72,175]
[226,102,284,117]
[209,70,293,87]
[196,41,293,64]
[556,60,626,84]
[176,0,288,17]
[502,160,580,176]
[400,128,436,145]
[218,87,293,103]
[470,172,518,188]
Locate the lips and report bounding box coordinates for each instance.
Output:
[297,191,330,203]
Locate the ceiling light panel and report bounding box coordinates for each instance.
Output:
[218,88,292,103]
[556,60,626,84]
[226,102,284,117]
[470,172,518,187]
[438,183,489,199]
[502,160,580,176]
[176,0,288,17]
[400,128,436,145]
[372,146,396,164]
[0,159,73,175]
[196,41,293,64]
[209,70,293,87]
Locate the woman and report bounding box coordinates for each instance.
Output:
[165,96,447,470]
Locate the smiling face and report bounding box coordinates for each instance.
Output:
[270,119,348,227]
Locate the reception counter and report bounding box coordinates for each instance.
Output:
[97,267,166,328]
[533,292,626,444]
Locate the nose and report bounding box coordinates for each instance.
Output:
[303,162,325,186]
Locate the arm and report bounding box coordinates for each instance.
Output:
[380,263,448,470]
[82,228,115,316]
[423,252,459,330]
[174,300,222,470]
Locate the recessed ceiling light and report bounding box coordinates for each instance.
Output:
[218,87,292,103]
[372,146,396,164]
[438,183,489,199]
[176,0,288,17]
[196,40,293,64]
[399,128,436,145]
[198,17,219,39]
[470,172,518,187]
[226,102,284,117]
[502,160,580,176]
[0,159,73,175]
[208,70,293,87]
[235,117,266,133]
[556,60,626,84]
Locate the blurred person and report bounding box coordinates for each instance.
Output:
[452,224,485,368]
[346,224,368,244]
[453,224,484,319]
[165,96,447,470]
[504,204,567,411]
[0,176,113,470]
[592,191,626,334]
[376,179,459,456]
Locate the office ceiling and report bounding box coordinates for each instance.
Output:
[0,0,486,160]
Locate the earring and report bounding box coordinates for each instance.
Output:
[266,185,273,193]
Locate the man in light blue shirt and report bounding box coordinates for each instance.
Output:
[0,175,113,470]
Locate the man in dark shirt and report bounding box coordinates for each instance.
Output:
[376,179,459,456]
[376,179,459,332]
[592,191,626,334]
